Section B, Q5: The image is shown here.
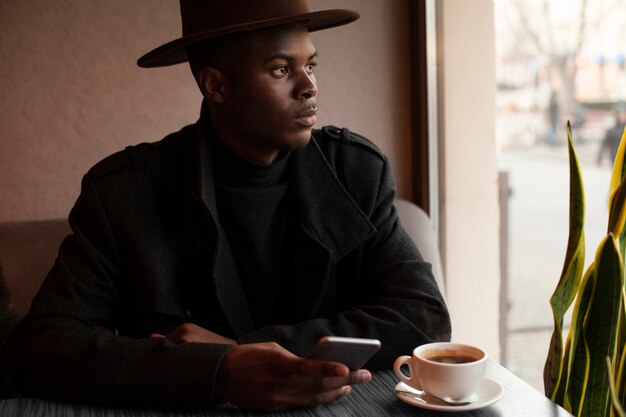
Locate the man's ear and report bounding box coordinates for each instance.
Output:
[199,67,226,104]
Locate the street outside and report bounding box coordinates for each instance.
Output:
[498,109,616,392]
[491,0,626,395]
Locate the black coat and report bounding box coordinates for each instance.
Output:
[8,110,450,408]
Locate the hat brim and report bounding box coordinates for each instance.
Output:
[137,9,359,68]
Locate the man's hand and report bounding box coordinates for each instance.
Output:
[150,323,237,345]
[216,342,372,411]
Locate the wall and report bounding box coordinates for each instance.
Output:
[311,0,413,199]
[437,0,501,358]
[0,0,413,223]
[0,1,198,222]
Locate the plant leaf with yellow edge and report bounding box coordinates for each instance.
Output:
[545,122,586,401]
[609,127,626,198]
[609,127,626,244]
[566,264,595,415]
[611,310,626,417]
[607,356,626,417]
[554,333,572,406]
[579,235,623,417]
[615,287,626,416]
[611,127,626,398]
[608,180,626,237]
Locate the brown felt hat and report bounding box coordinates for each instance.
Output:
[137,0,359,68]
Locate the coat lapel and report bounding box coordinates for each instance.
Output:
[288,136,377,320]
[190,104,255,337]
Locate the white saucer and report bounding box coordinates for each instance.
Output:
[395,379,504,412]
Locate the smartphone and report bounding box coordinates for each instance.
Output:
[306,336,382,370]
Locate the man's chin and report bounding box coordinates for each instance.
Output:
[281,130,313,149]
[292,133,313,149]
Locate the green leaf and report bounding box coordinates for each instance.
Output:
[608,355,626,417]
[611,328,626,417]
[614,129,626,374]
[545,122,586,400]
[608,127,626,199]
[609,127,626,277]
[610,127,626,416]
[579,236,623,417]
[607,181,626,237]
[553,334,572,406]
[566,264,595,415]
[617,288,626,413]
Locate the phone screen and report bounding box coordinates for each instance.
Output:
[306,336,381,370]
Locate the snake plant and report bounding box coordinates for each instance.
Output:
[544,122,626,417]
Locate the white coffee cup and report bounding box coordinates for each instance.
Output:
[393,342,487,401]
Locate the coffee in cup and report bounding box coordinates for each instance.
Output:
[393,342,487,401]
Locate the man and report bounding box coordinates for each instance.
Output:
[597,102,626,166]
[8,0,450,411]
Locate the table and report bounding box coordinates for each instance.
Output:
[0,360,572,416]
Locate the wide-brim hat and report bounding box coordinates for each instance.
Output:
[138,0,359,68]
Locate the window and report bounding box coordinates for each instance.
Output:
[495,0,626,391]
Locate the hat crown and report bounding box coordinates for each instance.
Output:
[138,0,358,67]
[180,0,312,37]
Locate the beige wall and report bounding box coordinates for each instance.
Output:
[1,1,198,222]
[437,0,501,358]
[311,0,412,199]
[0,0,412,223]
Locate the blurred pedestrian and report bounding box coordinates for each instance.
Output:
[546,89,560,145]
[597,102,626,166]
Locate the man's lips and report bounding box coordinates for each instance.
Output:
[295,105,318,127]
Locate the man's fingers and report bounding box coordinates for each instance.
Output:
[294,357,349,377]
[279,359,371,392]
[275,356,372,392]
[303,369,371,392]
[350,369,372,384]
[216,343,367,410]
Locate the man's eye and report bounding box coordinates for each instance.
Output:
[306,63,317,73]
[272,66,289,77]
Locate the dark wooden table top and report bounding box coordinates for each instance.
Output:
[0,359,572,416]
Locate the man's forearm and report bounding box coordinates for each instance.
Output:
[9,317,229,408]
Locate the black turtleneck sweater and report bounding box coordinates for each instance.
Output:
[211,137,293,328]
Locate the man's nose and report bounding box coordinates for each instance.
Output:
[296,72,317,99]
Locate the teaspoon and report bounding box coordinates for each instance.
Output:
[397,389,473,406]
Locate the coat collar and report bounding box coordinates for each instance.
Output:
[191,100,376,261]
[188,100,377,331]
[288,136,377,261]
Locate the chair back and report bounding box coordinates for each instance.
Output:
[0,219,70,318]
[394,199,445,295]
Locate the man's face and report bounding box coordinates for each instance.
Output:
[208,24,318,163]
